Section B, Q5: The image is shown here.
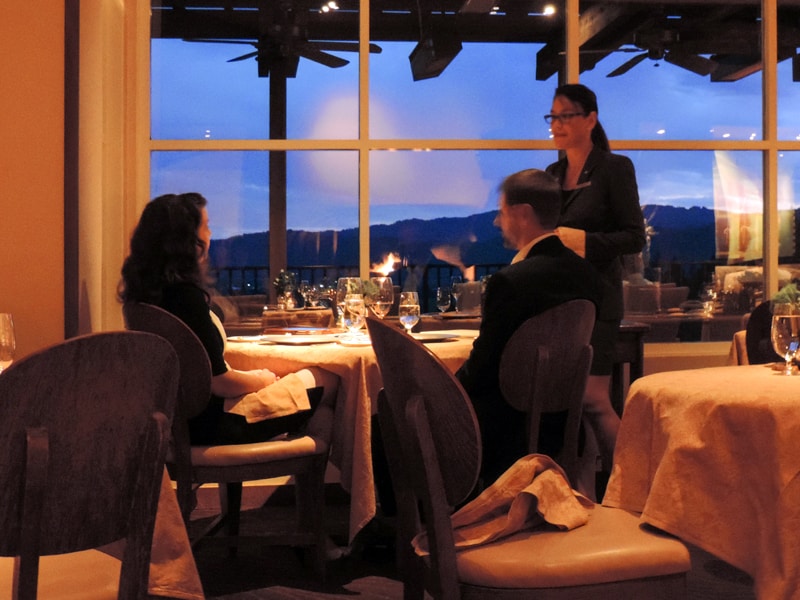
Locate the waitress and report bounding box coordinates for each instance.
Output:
[545,84,646,485]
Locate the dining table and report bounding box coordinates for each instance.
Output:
[603,364,800,600]
[224,326,478,543]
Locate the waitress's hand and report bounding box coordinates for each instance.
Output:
[555,227,586,258]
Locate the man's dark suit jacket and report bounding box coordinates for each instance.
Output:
[456,235,603,483]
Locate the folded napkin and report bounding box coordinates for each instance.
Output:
[413,454,594,555]
[223,372,310,423]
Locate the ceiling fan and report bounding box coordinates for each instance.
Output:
[184,3,381,79]
[584,28,716,78]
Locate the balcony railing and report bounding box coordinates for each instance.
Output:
[212,263,507,313]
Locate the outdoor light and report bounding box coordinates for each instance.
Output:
[409,30,462,81]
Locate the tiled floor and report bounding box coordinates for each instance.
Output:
[190,500,756,600]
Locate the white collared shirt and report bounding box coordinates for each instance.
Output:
[511,232,558,264]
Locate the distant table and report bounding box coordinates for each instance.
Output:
[624,310,744,343]
[224,331,476,543]
[604,365,800,599]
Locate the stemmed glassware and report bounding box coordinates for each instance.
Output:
[368,276,394,319]
[0,313,16,373]
[771,303,800,375]
[343,294,367,338]
[398,291,420,334]
[450,275,463,312]
[336,277,364,328]
[435,287,451,313]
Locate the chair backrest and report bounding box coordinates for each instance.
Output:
[367,316,480,597]
[0,331,177,599]
[746,301,781,364]
[123,302,212,420]
[123,302,215,522]
[498,299,595,485]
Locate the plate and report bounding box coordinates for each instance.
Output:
[411,332,458,343]
[227,335,266,343]
[258,334,338,345]
[439,312,481,320]
[336,335,372,347]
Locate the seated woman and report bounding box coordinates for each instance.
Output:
[118,192,338,445]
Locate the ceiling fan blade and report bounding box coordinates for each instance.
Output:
[227,50,259,63]
[664,51,716,76]
[313,41,383,54]
[298,47,350,68]
[183,38,255,46]
[607,52,649,77]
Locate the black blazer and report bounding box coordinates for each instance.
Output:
[547,147,646,321]
[456,235,602,481]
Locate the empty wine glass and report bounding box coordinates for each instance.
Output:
[336,277,363,328]
[436,287,451,313]
[343,294,367,338]
[368,276,394,319]
[771,303,800,375]
[0,313,16,373]
[450,275,463,312]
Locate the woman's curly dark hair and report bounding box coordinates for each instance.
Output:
[118,193,209,305]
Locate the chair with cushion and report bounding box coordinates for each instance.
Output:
[366,315,691,600]
[0,331,177,599]
[498,299,595,486]
[123,302,334,576]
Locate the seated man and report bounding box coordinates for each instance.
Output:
[456,169,602,484]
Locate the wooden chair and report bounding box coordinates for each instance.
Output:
[0,331,177,599]
[498,299,595,486]
[123,302,334,576]
[366,315,691,600]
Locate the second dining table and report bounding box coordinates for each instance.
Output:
[604,364,800,599]
[224,326,477,543]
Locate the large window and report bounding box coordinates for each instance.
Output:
[148,0,800,342]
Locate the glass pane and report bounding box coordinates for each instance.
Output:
[151,150,358,294]
[778,151,800,264]
[151,8,360,140]
[369,0,564,139]
[621,150,763,342]
[369,150,552,311]
[579,1,762,141]
[778,1,800,140]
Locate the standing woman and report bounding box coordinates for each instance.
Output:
[545,84,646,480]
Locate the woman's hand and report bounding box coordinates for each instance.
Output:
[251,368,279,387]
[556,226,587,258]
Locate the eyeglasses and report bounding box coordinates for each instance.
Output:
[543,112,586,125]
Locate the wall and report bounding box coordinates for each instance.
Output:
[0,4,66,358]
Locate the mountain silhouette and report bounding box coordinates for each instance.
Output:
[209,204,718,269]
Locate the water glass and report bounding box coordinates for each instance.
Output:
[435,287,451,313]
[344,294,367,337]
[771,303,800,375]
[336,277,364,327]
[368,276,394,319]
[0,313,16,373]
[398,291,420,333]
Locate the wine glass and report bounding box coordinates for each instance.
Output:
[398,292,420,334]
[343,294,367,338]
[435,287,451,313]
[368,276,394,319]
[0,313,16,373]
[771,304,800,375]
[336,277,363,328]
[450,275,463,312]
